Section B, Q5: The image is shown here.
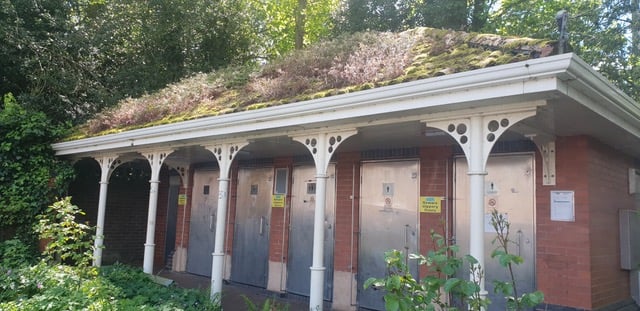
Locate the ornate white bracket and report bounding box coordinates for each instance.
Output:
[142,149,174,182]
[95,155,125,183]
[527,135,556,186]
[164,160,191,188]
[292,129,357,174]
[205,141,248,178]
[425,109,537,172]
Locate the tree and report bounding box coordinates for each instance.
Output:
[485,0,640,101]
[333,0,496,33]
[0,0,111,123]
[81,0,258,102]
[249,0,340,58]
[0,0,261,125]
[0,94,74,242]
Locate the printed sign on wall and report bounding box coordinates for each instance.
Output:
[420,196,443,213]
[272,194,285,208]
[178,194,187,205]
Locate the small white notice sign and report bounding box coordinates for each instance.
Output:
[550,191,575,222]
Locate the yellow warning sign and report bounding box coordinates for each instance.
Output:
[272,194,286,208]
[178,194,187,205]
[420,196,443,213]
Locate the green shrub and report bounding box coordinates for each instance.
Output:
[0,93,74,242]
[365,211,545,311]
[364,231,487,311]
[35,197,94,267]
[0,263,220,310]
[0,238,36,268]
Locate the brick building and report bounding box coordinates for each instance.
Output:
[54,29,640,310]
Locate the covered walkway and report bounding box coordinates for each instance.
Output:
[157,270,316,310]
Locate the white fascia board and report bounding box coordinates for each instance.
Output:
[561,55,640,139]
[53,54,577,156]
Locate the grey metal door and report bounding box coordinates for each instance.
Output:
[287,165,336,300]
[454,155,535,310]
[186,169,220,276]
[164,177,180,266]
[231,167,272,287]
[358,161,419,310]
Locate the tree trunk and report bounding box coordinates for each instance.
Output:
[632,0,640,56]
[470,0,488,32]
[295,0,307,49]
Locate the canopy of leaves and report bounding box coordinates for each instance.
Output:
[0,94,74,241]
[0,0,260,125]
[72,28,554,139]
[485,0,640,102]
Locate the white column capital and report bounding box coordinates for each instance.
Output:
[425,108,537,171]
[292,129,357,174]
[94,154,124,183]
[204,141,248,178]
[142,149,174,181]
[164,160,191,188]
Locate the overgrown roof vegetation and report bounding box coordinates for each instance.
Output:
[73,27,554,140]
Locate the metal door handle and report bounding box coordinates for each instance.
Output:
[516,229,523,256]
[209,214,214,232]
[404,225,410,250]
[259,216,264,236]
[404,225,411,267]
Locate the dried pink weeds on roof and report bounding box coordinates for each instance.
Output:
[77,28,553,138]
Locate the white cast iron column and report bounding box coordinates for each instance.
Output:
[426,106,538,304]
[93,155,124,267]
[293,129,356,311]
[142,149,173,274]
[206,142,247,299]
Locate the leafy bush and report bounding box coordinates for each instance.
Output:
[0,263,220,310]
[35,197,94,267]
[489,209,544,310]
[0,238,36,269]
[364,231,486,311]
[366,211,544,311]
[0,93,74,242]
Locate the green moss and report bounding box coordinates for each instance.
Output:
[64,27,554,141]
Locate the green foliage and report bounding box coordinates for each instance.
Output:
[364,231,488,311]
[0,94,74,241]
[489,209,544,310]
[0,262,220,310]
[485,0,640,101]
[0,239,36,269]
[366,213,545,311]
[333,0,490,33]
[0,0,260,124]
[35,197,94,267]
[241,295,290,311]
[249,0,340,58]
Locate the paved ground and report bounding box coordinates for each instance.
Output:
[157,270,311,310]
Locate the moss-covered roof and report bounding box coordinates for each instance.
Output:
[70,27,555,140]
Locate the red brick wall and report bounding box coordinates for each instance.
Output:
[153,167,170,269]
[174,168,194,249]
[536,136,593,308]
[536,136,633,309]
[587,138,632,308]
[418,146,453,276]
[334,152,361,272]
[71,159,150,267]
[226,164,239,255]
[269,157,293,263]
